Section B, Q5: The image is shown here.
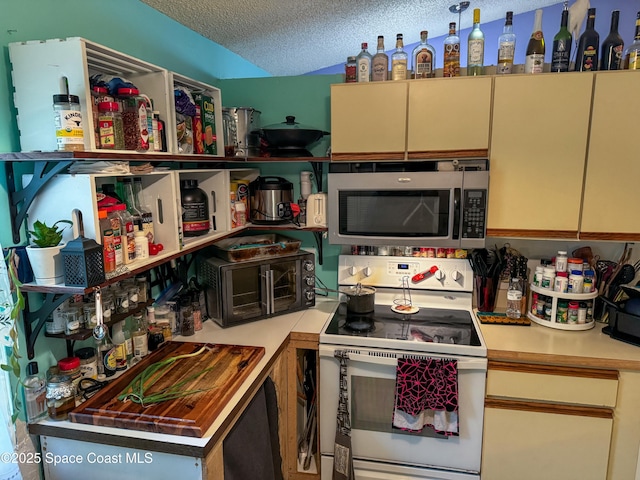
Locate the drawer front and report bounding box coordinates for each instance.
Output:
[487,361,618,407]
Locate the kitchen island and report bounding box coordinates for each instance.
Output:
[29,298,339,480]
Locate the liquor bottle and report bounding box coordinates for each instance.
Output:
[412,30,436,78]
[467,9,485,76]
[601,10,624,70]
[524,9,545,74]
[371,36,389,81]
[576,8,599,72]
[497,11,516,74]
[356,43,372,82]
[506,277,523,319]
[391,34,408,80]
[443,22,460,77]
[624,11,640,69]
[22,362,46,423]
[551,2,572,72]
[133,176,155,243]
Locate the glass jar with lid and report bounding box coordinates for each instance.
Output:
[136,275,148,303]
[46,373,75,420]
[115,289,130,314]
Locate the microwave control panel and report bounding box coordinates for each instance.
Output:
[461,189,486,239]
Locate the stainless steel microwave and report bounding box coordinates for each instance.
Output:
[197,250,316,328]
[327,160,489,249]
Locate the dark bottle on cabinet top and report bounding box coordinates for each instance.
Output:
[576,8,599,72]
[624,11,640,69]
[551,2,572,72]
[601,10,624,70]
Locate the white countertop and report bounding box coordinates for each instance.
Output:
[31,297,339,456]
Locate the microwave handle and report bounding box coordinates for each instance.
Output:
[342,352,486,370]
[453,188,461,240]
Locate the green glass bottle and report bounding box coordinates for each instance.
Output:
[467,8,485,76]
[551,2,572,72]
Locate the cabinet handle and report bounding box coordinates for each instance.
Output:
[156,198,163,224]
[210,190,216,213]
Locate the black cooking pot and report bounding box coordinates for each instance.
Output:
[253,116,330,148]
[340,284,376,314]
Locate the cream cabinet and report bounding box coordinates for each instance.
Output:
[580,71,640,241]
[330,77,492,161]
[482,361,617,480]
[487,73,593,238]
[406,76,492,158]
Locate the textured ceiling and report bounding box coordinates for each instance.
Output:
[142,0,561,76]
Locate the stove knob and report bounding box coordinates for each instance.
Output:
[348,266,357,276]
[363,266,373,277]
[305,276,315,286]
[451,270,462,282]
[303,260,315,272]
[434,269,445,281]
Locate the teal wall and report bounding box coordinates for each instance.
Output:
[0,1,340,383]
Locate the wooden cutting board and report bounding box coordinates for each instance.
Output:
[69,341,265,437]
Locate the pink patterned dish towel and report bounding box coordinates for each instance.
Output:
[392,357,459,436]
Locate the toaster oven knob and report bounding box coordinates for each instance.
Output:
[363,266,373,277]
[434,269,445,281]
[303,260,315,272]
[305,291,315,301]
[305,276,315,286]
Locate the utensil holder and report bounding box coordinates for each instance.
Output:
[475,276,497,312]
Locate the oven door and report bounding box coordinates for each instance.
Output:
[319,344,487,476]
[327,171,462,247]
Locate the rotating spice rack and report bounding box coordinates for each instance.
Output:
[528,284,599,331]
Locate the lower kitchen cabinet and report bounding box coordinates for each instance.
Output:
[481,361,617,480]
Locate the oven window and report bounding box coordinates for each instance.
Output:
[351,376,444,438]
[338,190,450,237]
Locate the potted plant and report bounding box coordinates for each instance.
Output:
[25,219,73,285]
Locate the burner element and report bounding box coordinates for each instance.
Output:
[344,315,376,332]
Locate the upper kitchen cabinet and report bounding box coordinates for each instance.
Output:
[487,73,593,238]
[580,71,640,241]
[330,82,408,161]
[406,76,492,159]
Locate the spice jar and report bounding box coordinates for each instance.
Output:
[75,347,98,380]
[179,296,194,336]
[136,275,148,303]
[556,300,569,323]
[57,357,81,404]
[83,302,97,329]
[128,284,140,310]
[117,88,149,151]
[568,301,580,324]
[46,373,75,421]
[53,94,84,151]
[98,101,125,150]
[115,289,130,314]
[64,307,82,335]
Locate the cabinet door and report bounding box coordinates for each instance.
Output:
[407,76,491,157]
[580,72,640,240]
[483,402,613,480]
[487,74,592,237]
[330,82,407,160]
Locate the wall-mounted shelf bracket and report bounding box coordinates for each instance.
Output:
[23,292,71,359]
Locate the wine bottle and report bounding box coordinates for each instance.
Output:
[576,8,599,72]
[624,11,640,70]
[551,2,572,72]
[524,9,545,74]
[412,30,436,79]
[391,34,408,81]
[356,42,372,82]
[601,10,624,70]
[443,22,460,77]
[497,11,516,74]
[467,9,485,76]
[371,35,389,81]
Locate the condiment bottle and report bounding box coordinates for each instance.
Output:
[98,209,116,274]
[134,230,149,260]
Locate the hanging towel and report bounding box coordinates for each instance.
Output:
[392,357,459,436]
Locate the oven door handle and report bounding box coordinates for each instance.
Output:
[335,351,487,370]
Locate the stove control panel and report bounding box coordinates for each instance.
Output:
[338,255,473,292]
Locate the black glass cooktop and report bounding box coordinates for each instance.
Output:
[324,303,482,346]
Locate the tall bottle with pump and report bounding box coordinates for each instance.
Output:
[443,22,460,77]
[133,177,155,243]
[467,9,485,76]
[497,11,516,74]
[412,31,436,78]
[624,12,640,69]
[601,10,624,70]
[524,9,545,74]
[551,2,572,72]
[356,43,372,82]
[371,36,389,81]
[576,8,599,72]
[391,34,408,80]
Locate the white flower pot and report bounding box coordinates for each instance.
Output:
[25,243,66,285]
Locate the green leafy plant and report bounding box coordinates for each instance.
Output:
[28,220,73,248]
[1,249,25,422]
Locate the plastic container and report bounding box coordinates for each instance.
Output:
[541,267,556,290]
[53,94,84,151]
[567,257,584,273]
[117,87,149,151]
[98,101,125,150]
[181,179,210,237]
[555,250,568,273]
[568,272,584,293]
[553,271,568,293]
[98,209,116,274]
[134,230,149,260]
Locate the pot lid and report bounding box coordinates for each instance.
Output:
[262,116,330,134]
[250,176,293,190]
[339,285,376,296]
